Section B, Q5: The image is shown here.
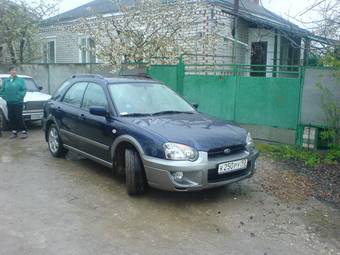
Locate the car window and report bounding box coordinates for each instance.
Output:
[62,82,88,107]
[82,83,108,110]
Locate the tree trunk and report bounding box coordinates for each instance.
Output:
[19,38,25,63]
[19,29,27,63]
[7,41,17,64]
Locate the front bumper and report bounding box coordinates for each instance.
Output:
[142,149,259,191]
[23,110,44,121]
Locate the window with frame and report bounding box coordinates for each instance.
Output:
[82,83,108,110]
[79,37,96,63]
[62,82,88,107]
[43,40,56,63]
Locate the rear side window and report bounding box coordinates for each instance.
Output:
[82,83,108,110]
[62,82,88,107]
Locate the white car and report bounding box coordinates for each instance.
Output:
[0,74,51,130]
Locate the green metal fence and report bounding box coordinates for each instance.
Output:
[148,60,303,142]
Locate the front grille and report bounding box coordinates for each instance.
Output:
[208,144,246,158]
[208,162,251,183]
[24,101,45,110]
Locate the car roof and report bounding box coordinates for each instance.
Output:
[70,74,161,85]
[0,74,32,79]
[105,77,160,84]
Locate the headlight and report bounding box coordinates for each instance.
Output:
[246,132,254,146]
[163,143,198,161]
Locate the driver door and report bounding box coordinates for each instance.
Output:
[77,82,116,161]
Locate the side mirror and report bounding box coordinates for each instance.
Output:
[192,103,199,109]
[89,106,109,117]
[38,86,43,91]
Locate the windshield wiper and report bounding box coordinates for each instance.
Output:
[120,112,152,117]
[151,110,194,116]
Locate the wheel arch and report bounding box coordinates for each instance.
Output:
[111,135,145,162]
[44,116,58,142]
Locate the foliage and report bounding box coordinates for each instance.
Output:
[0,0,57,64]
[257,143,340,168]
[68,0,224,71]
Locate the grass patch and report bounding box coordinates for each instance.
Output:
[257,143,340,168]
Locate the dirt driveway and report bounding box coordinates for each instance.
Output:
[0,127,339,255]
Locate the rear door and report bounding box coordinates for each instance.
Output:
[77,82,115,161]
[57,81,88,148]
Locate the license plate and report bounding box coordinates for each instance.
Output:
[218,159,248,174]
[30,114,43,121]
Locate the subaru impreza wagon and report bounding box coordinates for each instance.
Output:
[43,74,259,195]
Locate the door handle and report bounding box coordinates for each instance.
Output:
[56,106,63,112]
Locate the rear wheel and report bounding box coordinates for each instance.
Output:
[47,124,68,158]
[0,110,9,131]
[125,149,147,196]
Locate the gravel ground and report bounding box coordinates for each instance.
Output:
[0,127,339,255]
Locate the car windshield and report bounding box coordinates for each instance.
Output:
[0,77,39,92]
[109,83,195,116]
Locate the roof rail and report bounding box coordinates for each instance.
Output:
[71,74,105,79]
[119,73,152,79]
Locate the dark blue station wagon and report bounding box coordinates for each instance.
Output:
[43,74,259,195]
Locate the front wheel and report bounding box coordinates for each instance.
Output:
[47,124,68,158]
[125,149,147,196]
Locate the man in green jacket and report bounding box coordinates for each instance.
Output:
[0,67,27,139]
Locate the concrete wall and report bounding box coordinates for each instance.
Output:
[301,67,340,127]
[0,64,115,94]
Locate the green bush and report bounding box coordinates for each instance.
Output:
[324,146,340,164]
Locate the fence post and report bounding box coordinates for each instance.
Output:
[47,64,51,94]
[295,66,305,145]
[177,56,185,95]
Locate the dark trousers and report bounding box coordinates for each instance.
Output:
[7,103,26,132]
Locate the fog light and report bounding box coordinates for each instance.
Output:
[172,171,184,181]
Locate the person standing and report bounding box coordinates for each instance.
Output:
[0,67,27,139]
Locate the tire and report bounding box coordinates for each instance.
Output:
[47,124,68,158]
[125,148,147,196]
[0,110,9,131]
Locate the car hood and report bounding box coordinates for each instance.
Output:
[120,113,247,151]
[24,92,51,102]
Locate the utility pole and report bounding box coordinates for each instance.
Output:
[232,0,239,65]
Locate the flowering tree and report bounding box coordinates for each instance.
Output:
[70,0,222,71]
[0,0,57,64]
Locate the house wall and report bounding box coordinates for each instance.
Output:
[38,6,237,66]
[245,28,285,77]
[234,19,250,65]
[38,27,81,63]
[36,5,300,72]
